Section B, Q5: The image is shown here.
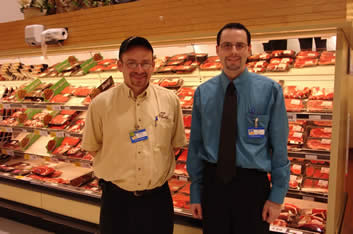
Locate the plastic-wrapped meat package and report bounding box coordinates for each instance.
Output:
[61,86,76,95]
[297,215,325,233]
[288,132,304,145]
[50,94,70,103]
[82,153,94,161]
[305,164,329,179]
[270,57,294,65]
[267,63,290,72]
[200,62,222,70]
[284,203,300,216]
[179,182,190,195]
[302,178,328,193]
[31,166,56,176]
[168,178,186,193]
[307,100,333,112]
[254,61,268,68]
[157,66,175,73]
[271,50,296,58]
[294,58,318,68]
[67,119,85,133]
[177,149,188,162]
[72,87,92,97]
[174,163,188,176]
[309,87,334,100]
[185,129,190,141]
[272,219,287,227]
[172,193,190,209]
[159,78,183,88]
[290,164,303,175]
[309,127,332,138]
[248,67,266,73]
[183,115,192,128]
[289,123,304,133]
[283,86,310,99]
[174,65,196,74]
[319,51,335,65]
[179,96,193,109]
[49,114,69,126]
[296,51,320,59]
[306,139,331,151]
[289,174,302,190]
[246,61,256,68]
[312,121,332,127]
[247,54,260,61]
[285,99,304,112]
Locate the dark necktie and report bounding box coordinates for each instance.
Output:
[217,82,237,184]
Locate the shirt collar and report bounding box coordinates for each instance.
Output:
[121,82,151,101]
[220,68,249,93]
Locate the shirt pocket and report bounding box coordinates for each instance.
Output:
[153,118,174,149]
[244,113,270,145]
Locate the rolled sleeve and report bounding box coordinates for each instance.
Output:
[187,88,205,204]
[268,84,290,204]
[81,100,103,152]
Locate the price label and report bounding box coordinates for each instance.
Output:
[6,127,13,133]
[34,129,40,135]
[7,150,14,156]
[24,154,30,160]
[15,176,24,180]
[173,208,183,213]
[288,230,303,234]
[309,115,321,120]
[321,167,330,174]
[64,132,72,137]
[44,157,51,162]
[56,132,65,137]
[19,176,31,181]
[179,176,188,181]
[305,154,318,160]
[290,99,300,105]
[287,113,297,122]
[21,104,27,109]
[52,105,61,111]
[21,128,28,133]
[302,196,314,201]
[3,104,10,109]
[74,162,81,167]
[39,130,48,136]
[50,183,59,187]
[84,190,93,194]
[46,105,53,111]
[50,132,57,137]
[269,225,287,233]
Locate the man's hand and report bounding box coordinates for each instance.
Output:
[262,200,282,223]
[190,203,202,219]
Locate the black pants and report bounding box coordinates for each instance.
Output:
[99,180,174,234]
[201,162,270,234]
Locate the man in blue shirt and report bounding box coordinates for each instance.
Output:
[187,23,290,233]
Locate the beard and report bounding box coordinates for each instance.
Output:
[130,72,148,87]
[225,56,242,71]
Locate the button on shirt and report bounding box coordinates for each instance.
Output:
[187,69,290,204]
[82,83,187,191]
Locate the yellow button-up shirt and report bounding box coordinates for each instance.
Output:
[82,83,187,191]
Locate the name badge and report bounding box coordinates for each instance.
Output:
[130,129,148,143]
[248,128,265,138]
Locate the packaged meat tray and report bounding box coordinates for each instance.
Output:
[289,123,304,132]
[178,182,190,195]
[306,138,331,151]
[271,50,296,58]
[289,174,302,190]
[290,163,303,175]
[159,78,183,88]
[269,57,294,65]
[302,178,328,194]
[174,163,188,176]
[297,214,325,233]
[172,193,190,209]
[288,132,304,145]
[183,115,192,128]
[311,120,332,127]
[176,149,188,162]
[308,127,332,138]
[294,58,318,68]
[283,86,310,99]
[156,66,175,73]
[168,178,186,193]
[305,164,329,179]
[306,100,333,112]
[266,63,290,72]
[285,99,305,112]
[319,51,335,65]
[248,67,266,73]
[199,62,222,71]
[296,51,320,59]
[309,87,333,100]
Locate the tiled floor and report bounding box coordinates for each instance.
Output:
[0,217,202,234]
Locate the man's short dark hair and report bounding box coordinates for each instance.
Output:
[217,23,251,46]
[119,36,154,60]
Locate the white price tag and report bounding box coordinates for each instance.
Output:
[3,104,10,109]
[52,105,61,111]
[287,113,296,122]
[323,128,332,133]
[269,225,287,233]
[288,230,303,234]
[21,104,27,109]
[302,196,314,201]
[322,101,332,107]
[3,173,10,176]
[309,115,321,120]
[173,208,183,212]
[318,180,328,187]
[293,132,302,138]
[50,183,59,187]
[321,139,331,144]
[56,132,65,138]
[290,175,297,181]
[292,164,301,171]
[184,96,192,101]
[179,176,188,181]
[290,99,300,105]
[84,190,93,194]
[63,106,70,110]
[293,125,302,132]
[321,167,330,174]
[305,154,318,160]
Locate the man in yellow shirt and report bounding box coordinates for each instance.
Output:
[82,36,187,234]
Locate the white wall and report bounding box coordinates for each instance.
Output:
[0,0,24,23]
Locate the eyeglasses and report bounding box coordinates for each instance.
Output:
[124,62,153,70]
[220,42,248,51]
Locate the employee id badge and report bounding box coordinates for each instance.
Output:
[129,129,148,143]
[248,127,265,138]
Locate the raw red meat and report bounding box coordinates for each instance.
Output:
[168,179,186,192]
[61,86,75,95]
[52,144,71,155]
[272,50,296,58]
[72,87,92,97]
[179,182,190,194]
[98,59,117,66]
[31,166,55,176]
[272,219,287,227]
[289,123,304,132]
[50,114,69,125]
[309,127,332,138]
[254,61,268,68]
[266,63,289,72]
[284,203,300,215]
[67,119,85,133]
[291,164,302,174]
[307,100,333,112]
[309,87,334,100]
[200,62,222,70]
[306,166,314,177]
[283,86,310,99]
[258,53,272,60]
[246,61,256,68]
[288,132,303,145]
[174,163,188,176]
[285,99,304,112]
[60,110,76,116]
[294,58,318,68]
[312,121,332,126]
[89,65,105,72]
[61,137,81,146]
[319,51,335,65]
[183,115,192,128]
[297,51,320,59]
[82,153,94,161]
[306,139,331,151]
[177,149,188,162]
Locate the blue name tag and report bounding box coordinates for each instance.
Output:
[248,128,265,138]
[130,129,148,143]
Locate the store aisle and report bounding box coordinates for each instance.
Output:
[0,217,54,234]
[0,216,202,234]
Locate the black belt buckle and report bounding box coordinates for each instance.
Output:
[133,191,144,197]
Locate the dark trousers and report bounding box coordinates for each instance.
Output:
[201,162,270,234]
[99,180,174,234]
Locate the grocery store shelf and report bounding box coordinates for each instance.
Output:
[288,150,330,161]
[270,225,321,234]
[174,207,193,218]
[0,102,88,111]
[287,112,332,121]
[0,125,82,138]
[286,190,328,203]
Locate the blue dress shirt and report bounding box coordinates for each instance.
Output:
[187,69,290,204]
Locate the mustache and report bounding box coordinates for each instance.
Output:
[130,72,148,77]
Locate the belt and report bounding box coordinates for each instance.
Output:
[100,179,167,197]
[204,161,267,176]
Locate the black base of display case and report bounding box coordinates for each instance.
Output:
[0,198,99,234]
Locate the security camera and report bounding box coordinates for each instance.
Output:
[42,28,69,45]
